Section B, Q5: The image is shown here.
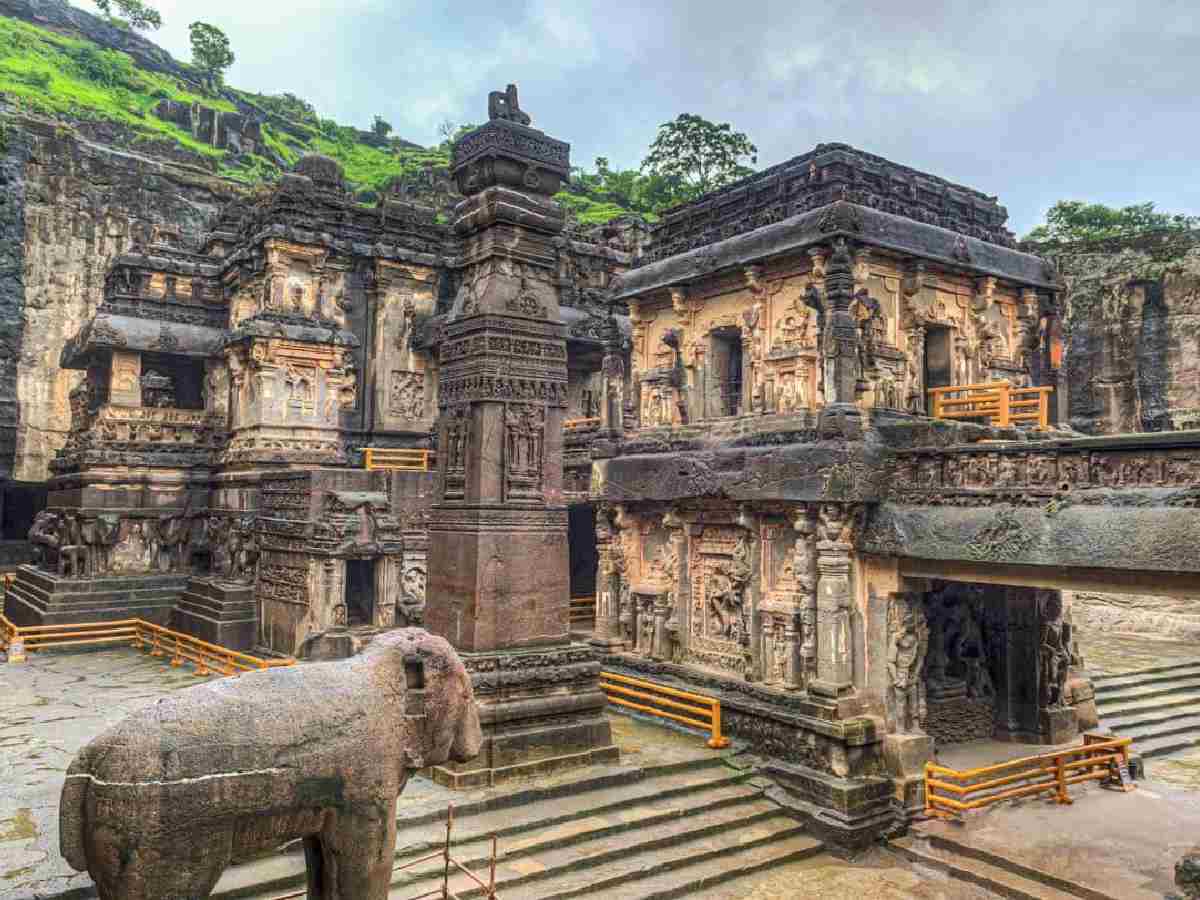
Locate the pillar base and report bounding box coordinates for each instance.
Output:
[430,642,619,789]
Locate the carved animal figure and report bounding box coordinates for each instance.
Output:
[59,629,482,900]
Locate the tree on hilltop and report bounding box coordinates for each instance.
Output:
[1026,200,1200,242]
[641,113,757,201]
[371,116,392,139]
[189,22,235,91]
[94,0,162,31]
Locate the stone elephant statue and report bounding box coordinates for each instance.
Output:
[59,628,482,899]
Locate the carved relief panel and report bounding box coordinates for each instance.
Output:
[389,370,426,419]
[686,525,753,675]
[503,402,545,503]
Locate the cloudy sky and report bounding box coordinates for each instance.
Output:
[83,0,1198,235]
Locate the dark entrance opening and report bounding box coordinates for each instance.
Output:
[2,480,47,541]
[568,504,598,600]
[924,327,953,393]
[345,560,375,626]
[709,328,743,416]
[923,326,953,416]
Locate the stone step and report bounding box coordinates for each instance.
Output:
[543,834,826,900]
[1102,700,1200,733]
[890,835,1112,900]
[1094,686,1200,715]
[1092,664,1200,694]
[1132,732,1200,759]
[1111,713,1200,746]
[1091,659,1200,684]
[387,806,807,900]
[213,758,755,898]
[1098,692,1200,722]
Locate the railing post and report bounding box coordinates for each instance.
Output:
[996,383,1011,427]
[707,699,729,749]
[442,804,453,900]
[1055,754,1071,805]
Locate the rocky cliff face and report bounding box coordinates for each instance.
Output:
[1,113,239,480]
[0,116,27,475]
[1034,231,1200,435]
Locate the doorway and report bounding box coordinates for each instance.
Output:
[568,504,599,600]
[345,560,376,626]
[709,329,743,417]
[924,327,953,395]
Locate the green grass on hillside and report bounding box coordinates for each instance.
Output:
[0,16,234,156]
[0,13,638,225]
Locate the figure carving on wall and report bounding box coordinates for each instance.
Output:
[397,563,426,626]
[140,370,176,408]
[1038,592,1072,709]
[888,593,929,734]
[618,579,635,645]
[30,510,62,572]
[389,370,425,419]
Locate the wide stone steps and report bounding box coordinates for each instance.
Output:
[1093,660,1200,760]
[212,755,821,900]
[890,835,1116,900]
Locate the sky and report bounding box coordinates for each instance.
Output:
[82,0,1200,236]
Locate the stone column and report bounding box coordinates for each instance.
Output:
[810,503,855,699]
[591,503,624,648]
[598,315,625,437]
[424,90,616,784]
[823,239,862,406]
[792,505,818,687]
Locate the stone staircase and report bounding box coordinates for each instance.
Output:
[1094,660,1200,758]
[211,754,826,900]
[890,834,1131,900]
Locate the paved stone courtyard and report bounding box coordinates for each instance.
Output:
[3,635,1199,899]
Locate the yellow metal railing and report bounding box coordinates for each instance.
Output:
[364,447,435,471]
[924,734,1134,818]
[600,670,730,749]
[564,417,601,431]
[0,615,294,676]
[928,381,1053,429]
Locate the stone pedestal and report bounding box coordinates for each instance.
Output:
[425,90,615,784]
[883,732,934,814]
[1040,706,1079,745]
[173,577,256,651]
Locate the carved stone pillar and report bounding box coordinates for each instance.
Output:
[823,239,862,406]
[598,315,625,436]
[811,503,855,699]
[792,505,818,686]
[425,90,616,782]
[661,510,686,661]
[591,503,624,648]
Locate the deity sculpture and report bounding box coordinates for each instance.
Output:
[888,594,929,734]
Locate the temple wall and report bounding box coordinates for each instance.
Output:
[4,118,238,480]
[628,249,1040,428]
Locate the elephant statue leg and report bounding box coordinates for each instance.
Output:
[91,827,230,900]
[307,807,398,900]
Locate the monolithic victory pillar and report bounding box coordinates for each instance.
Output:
[425,85,616,784]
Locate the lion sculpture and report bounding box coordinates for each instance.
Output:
[59,628,482,899]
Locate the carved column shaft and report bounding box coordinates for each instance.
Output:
[811,504,855,699]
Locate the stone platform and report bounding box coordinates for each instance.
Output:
[172,576,256,651]
[4,564,184,628]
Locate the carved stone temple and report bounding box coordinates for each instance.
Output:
[8,87,1200,845]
